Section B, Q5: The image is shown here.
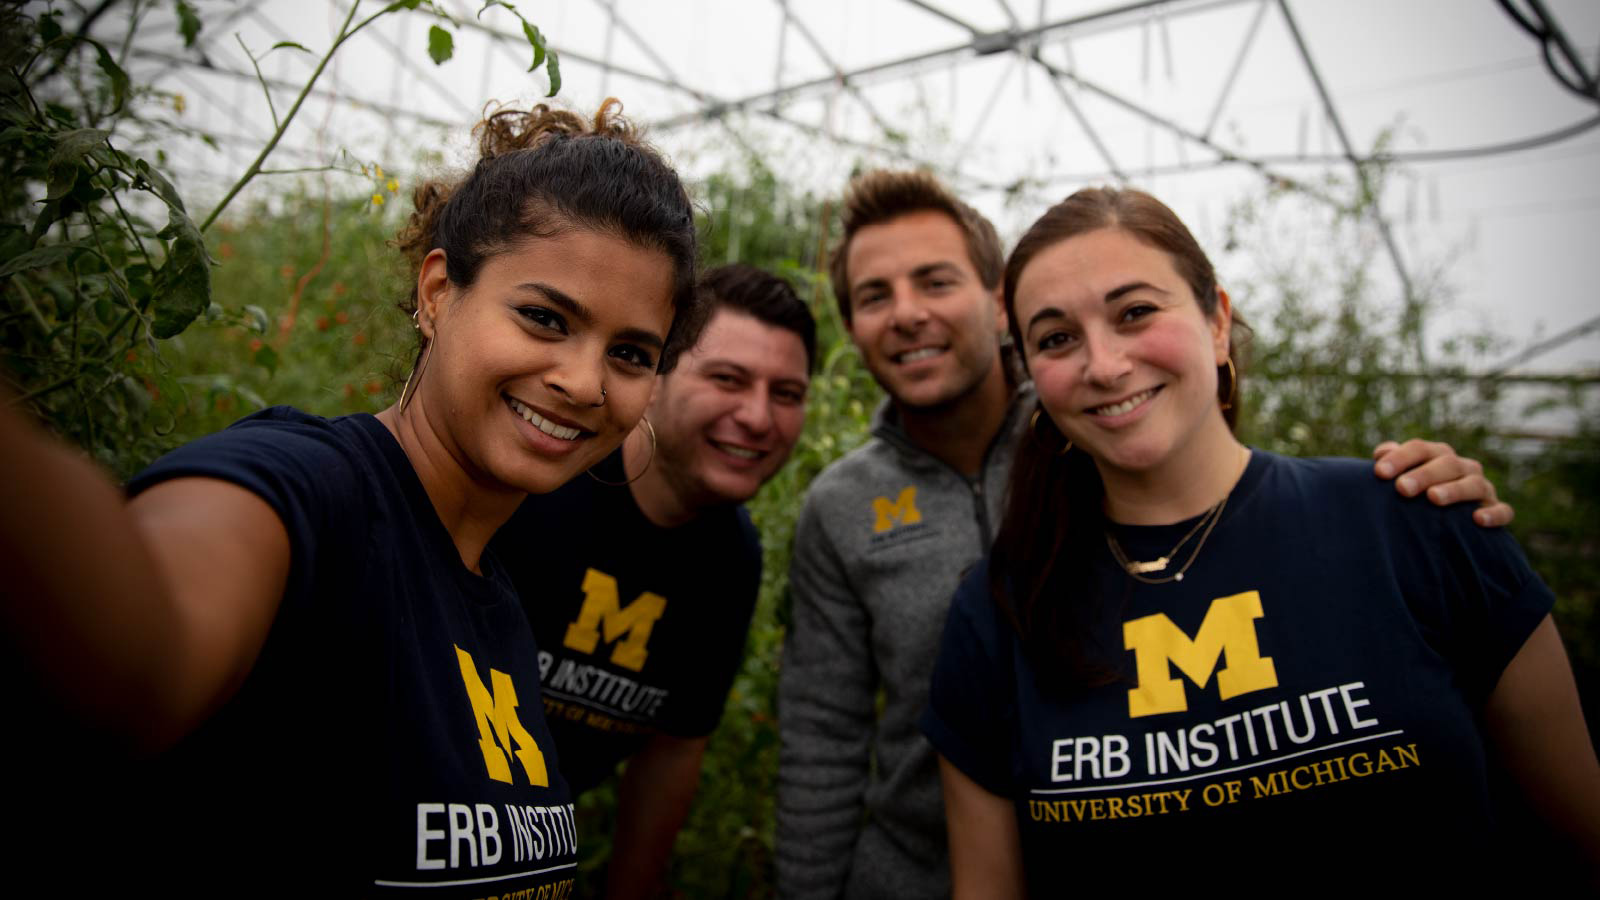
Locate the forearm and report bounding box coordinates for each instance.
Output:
[605,734,708,900]
[939,757,1025,900]
[1485,616,1600,872]
[0,399,185,748]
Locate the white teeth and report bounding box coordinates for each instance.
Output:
[506,396,582,441]
[712,440,761,460]
[896,347,943,364]
[1092,389,1156,417]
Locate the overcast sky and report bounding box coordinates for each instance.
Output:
[111,0,1600,385]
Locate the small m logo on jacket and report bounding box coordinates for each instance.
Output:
[872,486,923,533]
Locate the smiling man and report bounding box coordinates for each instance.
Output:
[774,169,1518,900]
[491,264,814,900]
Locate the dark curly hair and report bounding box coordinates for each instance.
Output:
[395,98,703,371]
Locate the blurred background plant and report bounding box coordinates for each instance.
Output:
[4,4,1596,897]
[0,0,557,477]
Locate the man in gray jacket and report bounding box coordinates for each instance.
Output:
[774,169,1515,898]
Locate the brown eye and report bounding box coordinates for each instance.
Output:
[609,344,655,371]
[517,306,567,334]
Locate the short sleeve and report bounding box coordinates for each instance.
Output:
[1427,507,1555,700]
[125,408,368,588]
[919,558,1016,798]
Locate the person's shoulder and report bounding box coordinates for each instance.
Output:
[1252,451,1392,504]
[210,405,379,452]
[802,436,910,508]
[128,407,380,498]
[1253,449,1476,534]
[731,503,760,547]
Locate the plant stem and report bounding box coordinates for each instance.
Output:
[13,280,65,355]
[199,0,379,233]
[99,165,154,270]
[10,373,77,405]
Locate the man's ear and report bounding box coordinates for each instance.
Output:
[992,284,1008,334]
[1211,285,1233,365]
[416,248,451,340]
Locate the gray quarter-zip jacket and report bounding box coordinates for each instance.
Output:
[776,386,1032,899]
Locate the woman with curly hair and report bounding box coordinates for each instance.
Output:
[1,100,701,894]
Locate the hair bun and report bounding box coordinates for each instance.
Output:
[474,97,638,160]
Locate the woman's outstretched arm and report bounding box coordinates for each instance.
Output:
[939,754,1026,899]
[0,399,289,752]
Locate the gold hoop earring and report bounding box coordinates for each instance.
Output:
[1219,357,1237,411]
[399,339,431,413]
[587,417,657,487]
[1029,408,1073,456]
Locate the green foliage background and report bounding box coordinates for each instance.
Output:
[4,6,1597,898]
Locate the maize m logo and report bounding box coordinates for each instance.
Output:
[1122,591,1278,718]
[455,645,549,786]
[871,486,922,533]
[562,567,667,672]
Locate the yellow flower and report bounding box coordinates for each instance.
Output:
[173,93,187,114]
[374,163,385,180]
[387,178,399,193]
[371,193,385,207]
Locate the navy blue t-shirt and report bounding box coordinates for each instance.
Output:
[922,451,1553,891]
[125,408,578,895]
[492,450,761,794]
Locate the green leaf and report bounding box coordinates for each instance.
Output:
[521,21,545,70]
[0,242,88,279]
[90,41,130,114]
[426,25,454,65]
[150,212,212,338]
[175,0,202,48]
[118,374,153,419]
[478,1,514,18]
[134,158,187,213]
[49,128,109,164]
[544,49,561,97]
[38,11,63,43]
[45,282,80,318]
[93,293,116,326]
[384,0,425,12]
[46,128,109,199]
[268,40,312,54]
[253,344,280,376]
[29,200,61,243]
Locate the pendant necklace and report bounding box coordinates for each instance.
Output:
[1105,493,1230,585]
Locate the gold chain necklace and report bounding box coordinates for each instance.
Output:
[1105,493,1231,585]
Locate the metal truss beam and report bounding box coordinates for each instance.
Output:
[130,47,458,130]
[1278,0,1417,307]
[1201,0,1269,140]
[897,0,1125,179]
[772,0,900,141]
[653,0,1250,130]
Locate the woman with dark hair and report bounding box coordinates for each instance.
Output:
[920,187,1600,894]
[1,100,700,894]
